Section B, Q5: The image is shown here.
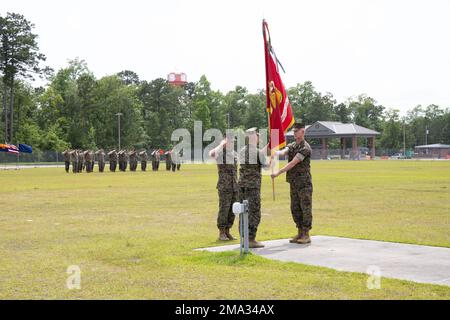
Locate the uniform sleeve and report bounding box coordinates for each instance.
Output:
[258,149,269,168]
[295,145,311,162]
[215,148,224,164]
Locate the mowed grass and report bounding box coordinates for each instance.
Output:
[0,160,449,299]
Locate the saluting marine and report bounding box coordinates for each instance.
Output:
[70,150,78,173]
[139,150,148,171]
[152,149,162,171]
[118,150,128,172]
[238,128,270,248]
[129,149,138,172]
[165,150,172,171]
[96,149,106,173]
[108,150,118,172]
[209,135,238,241]
[175,149,183,171]
[83,150,94,173]
[154,149,161,171]
[62,149,71,173]
[77,150,85,173]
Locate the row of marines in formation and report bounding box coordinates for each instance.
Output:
[61,149,181,173]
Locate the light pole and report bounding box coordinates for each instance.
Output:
[403,119,406,156]
[116,112,123,150]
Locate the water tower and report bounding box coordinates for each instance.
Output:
[167,72,187,86]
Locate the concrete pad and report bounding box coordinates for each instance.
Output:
[197,236,450,286]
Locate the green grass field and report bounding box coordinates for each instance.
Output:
[0,160,449,299]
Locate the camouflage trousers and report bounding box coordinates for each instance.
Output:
[130,160,137,171]
[110,161,117,172]
[141,161,147,171]
[85,161,94,173]
[65,161,70,173]
[119,161,127,171]
[217,189,238,229]
[239,187,261,239]
[289,182,313,231]
[98,161,105,172]
[72,161,78,173]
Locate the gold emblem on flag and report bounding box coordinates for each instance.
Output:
[268,80,282,114]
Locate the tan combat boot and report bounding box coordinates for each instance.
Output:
[289,228,303,243]
[249,237,265,248]
[218,228,229,241]
[297,229,311,244]
[225,228,236,240]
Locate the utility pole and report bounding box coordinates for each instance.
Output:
[3,103,7,143]
[403,119,406,156]
[116,112,123,150]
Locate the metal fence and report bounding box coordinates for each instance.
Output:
[0,148,445,167]
[0,150,63,165]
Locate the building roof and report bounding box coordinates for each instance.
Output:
[286,121,380,138]
[414,143,450,149]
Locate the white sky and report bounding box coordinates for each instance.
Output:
[3,0,450,114]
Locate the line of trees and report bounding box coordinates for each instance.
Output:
[1,12,449,153]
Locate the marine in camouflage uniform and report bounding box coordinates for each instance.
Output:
[171,148,181,172]
[238,128,269,248]
[70,150,78,173]
[118,150,128,172]
[139,150,148,171]
[155,150,160,170]
[165,151,172,171]
[77,150,84,173]
[89,150,95,172]
[271,122,313,244]
[96,149,106,173]
[209,138,238,241]
[129,149,138,172]
[84,150,94,173]
[151,150,156,171]
[62,149,71,173]
[108,150,118,172]
[176,149,183,171]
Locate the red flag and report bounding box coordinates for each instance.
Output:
[263,20,295,151]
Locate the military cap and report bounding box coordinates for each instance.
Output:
[245,127,258,135]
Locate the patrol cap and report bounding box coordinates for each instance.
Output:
[245,127,258,135]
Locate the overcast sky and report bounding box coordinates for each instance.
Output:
[3,0,450,114]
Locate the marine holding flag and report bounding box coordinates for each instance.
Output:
[263,20,313,245]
